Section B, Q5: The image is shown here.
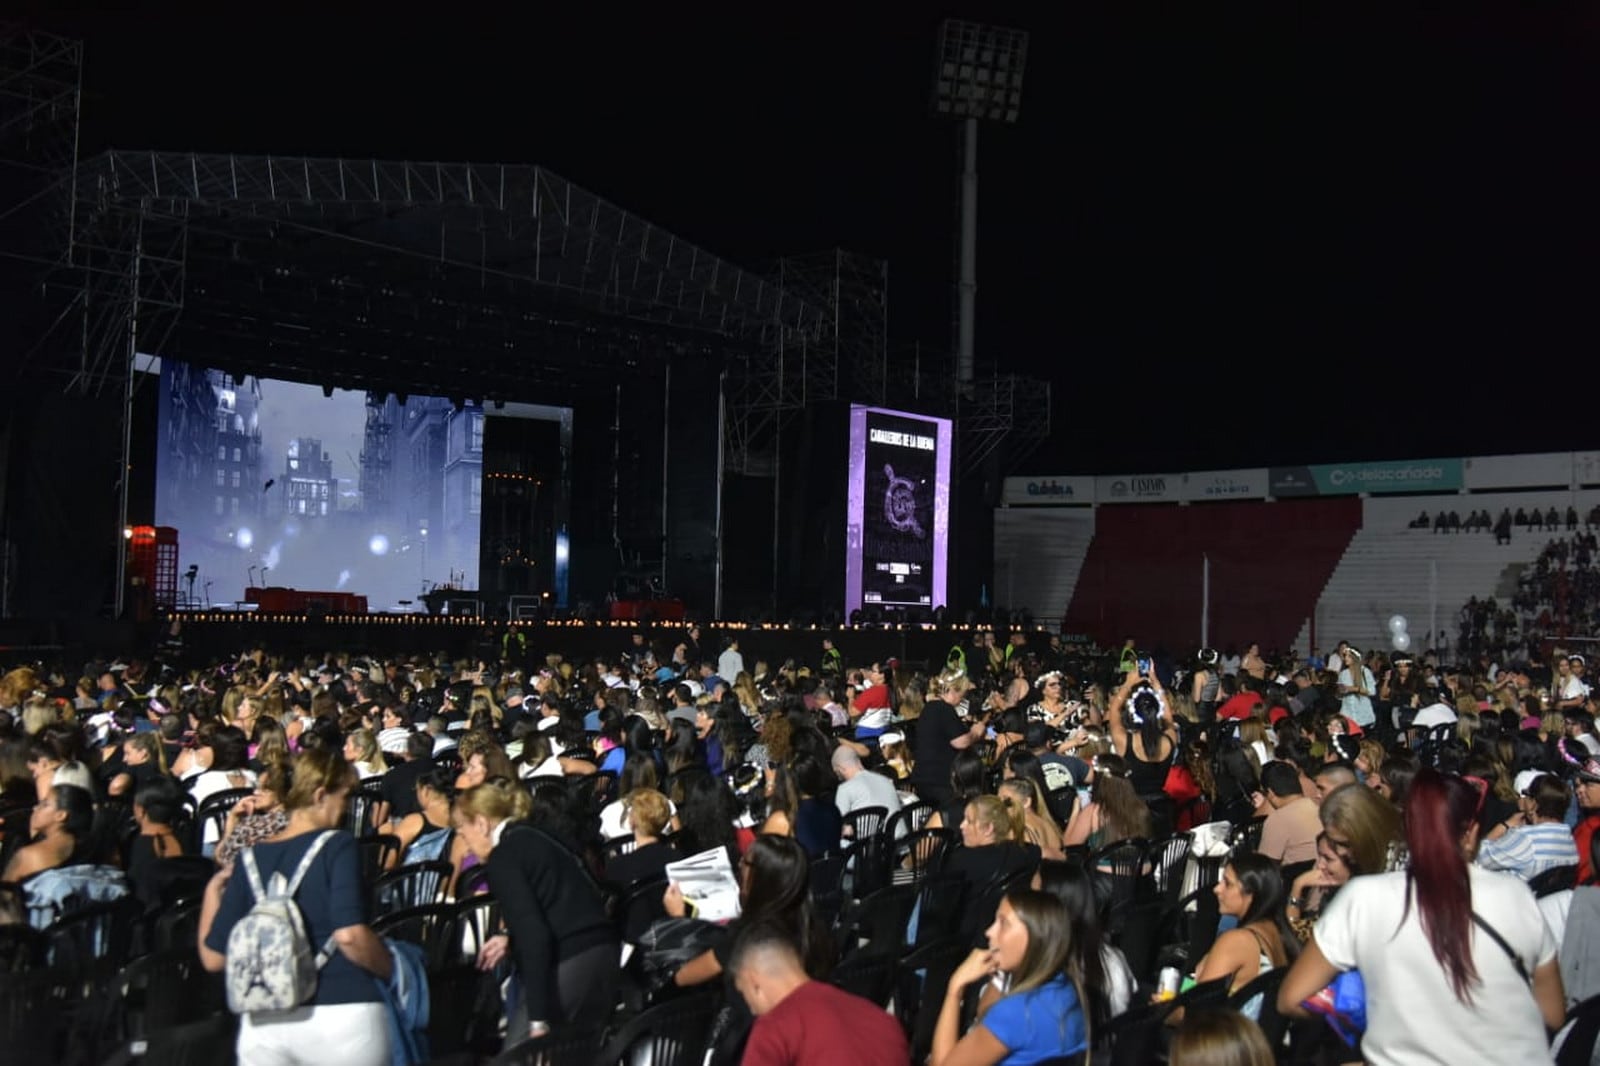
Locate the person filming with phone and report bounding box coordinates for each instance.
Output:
[1107,659,1179,839]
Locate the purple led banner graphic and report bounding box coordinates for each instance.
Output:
[845,405,951,615]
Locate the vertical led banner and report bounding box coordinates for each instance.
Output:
[846,405,952,615]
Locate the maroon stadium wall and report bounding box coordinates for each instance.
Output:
[1061,497,1363,653]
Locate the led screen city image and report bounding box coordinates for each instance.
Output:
[845,405,951,615]
[155,360,481,610]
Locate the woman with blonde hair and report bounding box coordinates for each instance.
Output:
[998,777,1066,861]
[453,777,619,1042]
[199,748,393,1066]
[342,728,387,780]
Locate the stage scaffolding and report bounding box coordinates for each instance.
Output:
[0,25,1049,620]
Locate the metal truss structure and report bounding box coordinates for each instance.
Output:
[721,249,887,476]
[51,151,828,404]
[0,26,1051,619]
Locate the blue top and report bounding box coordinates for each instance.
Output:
[794,796,844,858]
[205,829,380,1005]
[980,976,1089,1065]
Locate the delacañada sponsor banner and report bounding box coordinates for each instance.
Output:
[1270,459,1463,497]
[1000,476,1095,505]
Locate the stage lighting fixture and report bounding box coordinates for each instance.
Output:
[933,19,1028,123]
[321,384,335,399]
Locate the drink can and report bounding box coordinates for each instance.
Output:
[1157,966,1181,1001]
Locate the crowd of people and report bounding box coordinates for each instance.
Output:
[2,624,1599,1065]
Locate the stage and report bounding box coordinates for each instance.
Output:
[0,613,1012,676]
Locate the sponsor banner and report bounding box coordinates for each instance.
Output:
[1182,468,1268,503]
[1270,458,1463,497]
[1573,452,1600,487]
[1000,475,1095,506]
[1463,452,1572,490]
[1096,472,1183,504]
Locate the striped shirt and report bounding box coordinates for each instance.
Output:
[1477,821,1579,881]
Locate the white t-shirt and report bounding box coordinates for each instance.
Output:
[597,795,677,841]
[190,767,258,846]
[1411,703,1459,730]
[1315,866,1556,1066]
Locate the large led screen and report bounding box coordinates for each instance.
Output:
[845,405,952,614]
[155,360,481,612]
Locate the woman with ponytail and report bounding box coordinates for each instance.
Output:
[946,794,1042,943]
[1278,769,1565,1065]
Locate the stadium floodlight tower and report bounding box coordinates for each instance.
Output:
[933,18,1028,390]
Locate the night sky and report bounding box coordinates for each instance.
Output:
[50,7,1600,475]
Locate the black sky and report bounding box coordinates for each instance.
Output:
[46,6,1600,474]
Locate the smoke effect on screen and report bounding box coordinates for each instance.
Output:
[155,359,481,611]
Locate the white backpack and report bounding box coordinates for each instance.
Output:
[225,831,338,1014]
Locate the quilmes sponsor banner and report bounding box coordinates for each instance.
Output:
[1096,473,1184,504]
[1182,469,1268,502]
[1000,475,1095,505]
[1270,458,1463,497]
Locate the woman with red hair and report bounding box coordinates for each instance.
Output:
[1278,769,1565,1065]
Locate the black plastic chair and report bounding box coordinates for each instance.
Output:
[844,805,890,843]
[568,772,617,819]
[840,831,895,900]
[911,873,969,949]
[151,899,202,953]
[1144,833,1193,905]
[488,1026,606,1066]
[827,948,897,1007]
[1557,992,1600,1066]
[44,896,140,996]
[356,833,402,885]
[452,893,504,963]
[112,1012,237,1066]
[833,883,918,959]
[370,859,453,916]
[1092,837,1149,934]
[372,903,460,970]
[193,787,255,852]
[0,923,46,972]
[602,834,638,865]
[893,827,956,886]
[594,988,721,1066]
[616,876,669,943]
[897,935,970,1059]
[1046,785,1079,826]
[885,799,935,841]
[88,947,224,1059]
[1226,967,1289,1052]
[344,780,388,837]
[0,969,63,1063]
[1102,976,1230,1066]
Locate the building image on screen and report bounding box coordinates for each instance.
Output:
[155,359,481,611]
[845,405,951,615]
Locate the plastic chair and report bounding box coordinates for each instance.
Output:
[370,859,454,916]
[843,805,889,843]
[487,1026,606,1066]
[827,948,897,1007]
[108,1012,237,1066]
[344,780,388,837]
[893,827,956,886]
[833,883,918,959]
[885,800,935,841]
[594,988,721,1066]
[356,833,402,885]
[615,875,669,943]
[193,787,255,852]
[372,903,460,970]
[0,969,63,1063]
[1143,833,1193,905]
[1557,992,1600,1066]
[1226,967,1289,1052]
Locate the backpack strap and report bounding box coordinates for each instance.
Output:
[241,845,267,902]
[283,831,337,897]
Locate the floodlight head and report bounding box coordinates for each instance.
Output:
[933,19,1028,124]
